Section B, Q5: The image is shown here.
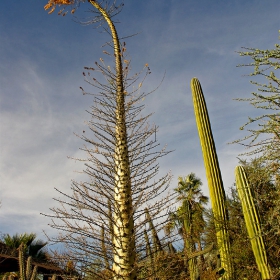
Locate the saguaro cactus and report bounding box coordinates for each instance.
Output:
[235,165,271,280]
[190,77,233,279]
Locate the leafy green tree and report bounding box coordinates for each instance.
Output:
[166,173,209,280]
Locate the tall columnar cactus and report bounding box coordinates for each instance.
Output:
[190,78,233,279]
[18,244,38,280]
[235,165,271,280]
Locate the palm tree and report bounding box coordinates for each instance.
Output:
[2,233,48,261]
[166,173,209,280]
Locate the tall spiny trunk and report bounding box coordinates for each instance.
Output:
[89,2,136,279]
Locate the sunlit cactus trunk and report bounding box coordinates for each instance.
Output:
[89,1,136,279]
[235,165,271,280]
[190,78,233,279]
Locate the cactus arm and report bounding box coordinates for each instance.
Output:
[190,77,233,279]
[25,257,32,280]
[18,243,38,280]
[235,165,271,280]
[29,266,38,280]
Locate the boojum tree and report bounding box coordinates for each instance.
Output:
[44,1,173,280]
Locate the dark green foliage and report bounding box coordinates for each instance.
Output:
[2,233,48,261]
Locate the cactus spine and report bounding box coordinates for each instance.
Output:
[190,78,233,279]
[235,165,271,280]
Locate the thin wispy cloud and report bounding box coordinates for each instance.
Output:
[0,0,279,243]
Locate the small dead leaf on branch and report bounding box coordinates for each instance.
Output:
[48,6,56,14]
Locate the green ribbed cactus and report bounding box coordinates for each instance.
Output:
[190,77,233,279]
[18,244,38,280]
[235,165,271,280]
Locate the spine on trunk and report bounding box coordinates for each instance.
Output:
[235,165,271,280]
[190,77,233,279]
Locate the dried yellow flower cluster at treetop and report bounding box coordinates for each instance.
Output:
[44,0,74,14]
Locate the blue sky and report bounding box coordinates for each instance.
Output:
[1,0,279,245]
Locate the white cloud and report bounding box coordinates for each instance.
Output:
[1,0,279,244]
